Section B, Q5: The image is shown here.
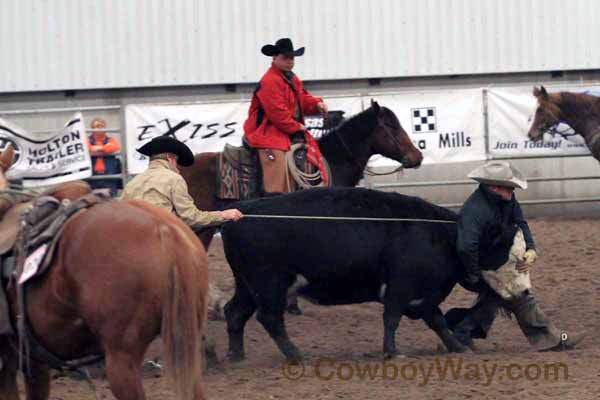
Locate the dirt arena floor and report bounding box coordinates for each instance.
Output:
[29,216,600,399]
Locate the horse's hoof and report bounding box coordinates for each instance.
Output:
[286,304,303,316]
[226,351,245,362]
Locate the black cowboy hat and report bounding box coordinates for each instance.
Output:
[261,38,305,57]
[137,135,194,167]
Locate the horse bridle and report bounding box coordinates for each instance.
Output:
[536,97,582,143]
[332,114,405,176]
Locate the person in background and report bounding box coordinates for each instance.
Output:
[87,117,122,195]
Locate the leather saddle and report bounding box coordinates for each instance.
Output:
[0,181,93,256]
[217,140,260,200]
[0,182,102,337]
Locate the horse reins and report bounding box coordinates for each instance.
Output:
[332,118,404,177]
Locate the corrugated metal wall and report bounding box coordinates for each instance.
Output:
[1,0,599,93]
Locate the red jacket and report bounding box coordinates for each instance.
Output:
[243,64,322,151]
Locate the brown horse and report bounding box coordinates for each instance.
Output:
[0,149,208,399]
[181,101,423,249]
[528,86,600,161]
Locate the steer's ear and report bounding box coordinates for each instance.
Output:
[371,99,380,114]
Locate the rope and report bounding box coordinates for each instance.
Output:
[0,188,39,199]
[243,214,456,224]
[77,368,100,400]
[363,165,404,176]
[286,143,332,189]
[332,123,405,177]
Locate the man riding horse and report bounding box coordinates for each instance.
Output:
[243,37,329,194]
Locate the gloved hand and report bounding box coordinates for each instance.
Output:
[516,249,537,273]
[523,249,538,264]
[465,271,481,286]
[290,130,306,144]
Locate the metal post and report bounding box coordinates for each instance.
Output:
[482,88,491,160]
[119,103,129,188]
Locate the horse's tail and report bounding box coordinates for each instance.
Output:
[160,223,207,400]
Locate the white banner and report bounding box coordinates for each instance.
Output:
[487,86,600,157]
[125,97,362,174]
[0,113,92,187]
[370,90,487,166]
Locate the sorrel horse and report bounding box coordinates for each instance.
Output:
[528,86,600,161]
[0,147,208,400]
[181,101,423,249]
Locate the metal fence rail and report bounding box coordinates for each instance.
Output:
[374,175,600,189]
[1,101,599,209]
[371,172,600,208]
[440,197,600,209]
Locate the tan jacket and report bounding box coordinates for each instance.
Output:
[122,159,224,227]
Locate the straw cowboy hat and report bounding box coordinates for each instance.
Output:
[137,135,194,167]
[261,38,305,57]
[468,161,528,190]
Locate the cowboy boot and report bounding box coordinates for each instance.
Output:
[286,293,303,316]
[505,291,584,351]
[447,293,502,350]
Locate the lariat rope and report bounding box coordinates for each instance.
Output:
[242,214,456,224]
[286,143,332,189]
[0,187,38,199]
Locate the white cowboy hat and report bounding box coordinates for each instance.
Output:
[468,161,528,190]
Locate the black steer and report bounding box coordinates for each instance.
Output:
[221,187,469,361]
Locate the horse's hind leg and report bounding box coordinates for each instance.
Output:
[0,340,20,400]
[24,361,50,400]
[422,306,467,353]
[225,277,257,361]
[105,349,146,400]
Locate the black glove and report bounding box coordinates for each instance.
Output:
[290,130,305,144]
[465,271,481,286]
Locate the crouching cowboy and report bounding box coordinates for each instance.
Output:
[447,161,584,351]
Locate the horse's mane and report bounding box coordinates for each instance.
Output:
[318,106,379,143]
[559,92,600,116]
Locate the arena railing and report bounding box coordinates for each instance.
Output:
[0,105,127,193]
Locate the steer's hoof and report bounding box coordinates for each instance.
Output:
[226,351,245,362]
[453,345,470,354]
[448,341,471,354]
[285,351,304,363]
[286,304,303,316]
[383,350,404,360]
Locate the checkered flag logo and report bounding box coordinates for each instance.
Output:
[412,107,437,133]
